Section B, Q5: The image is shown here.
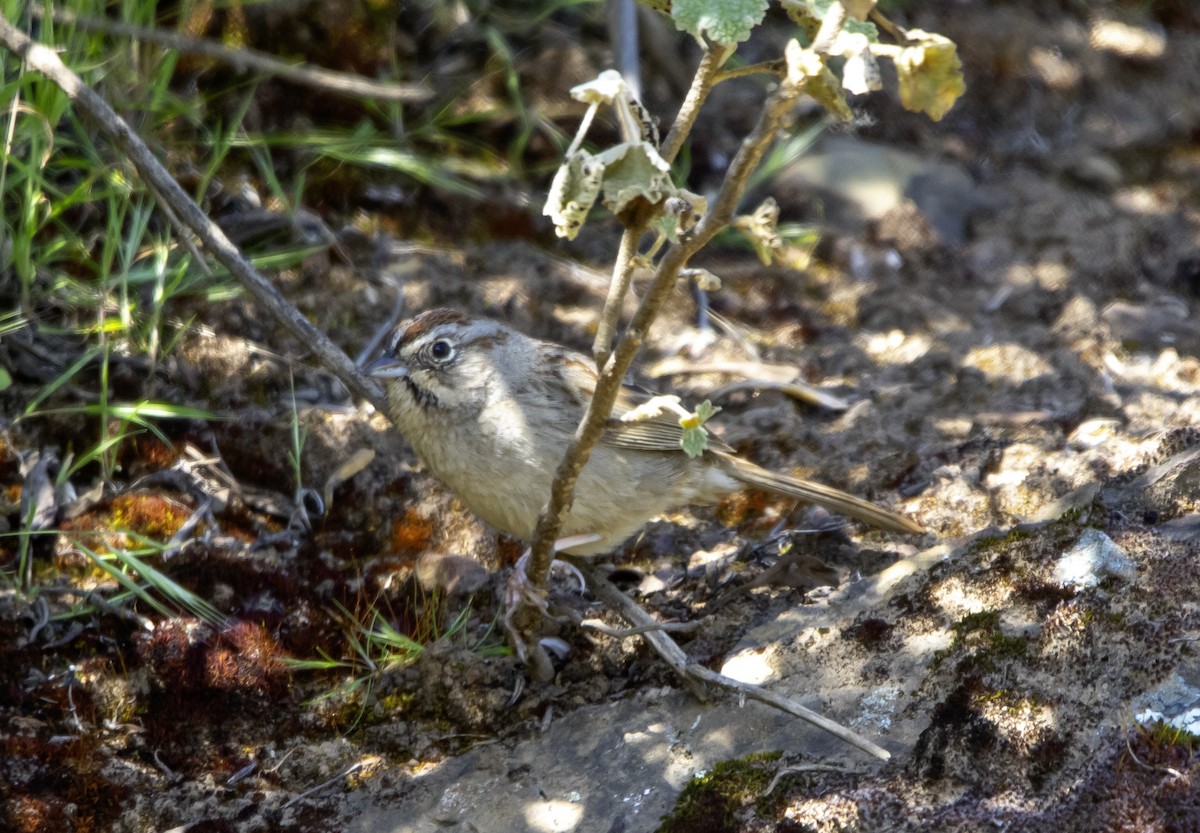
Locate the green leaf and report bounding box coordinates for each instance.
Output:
[844,18,878,40]
[678,400,721,458]
[680,425,708,458]
[672,0,768,45]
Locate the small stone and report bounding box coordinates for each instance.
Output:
[1052,529,1137,588]
[432,786,468,824]
[414,552,489,596]
[1067,418,1121,449]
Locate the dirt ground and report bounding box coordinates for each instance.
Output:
[4,1,1200,831]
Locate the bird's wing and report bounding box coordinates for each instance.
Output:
[550,348,733,456]
[602,405,736,455]
[549,343,924,534]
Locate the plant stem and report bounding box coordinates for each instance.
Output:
[660,42,734,165]
[714,59,787,83]
[591,222,645,367]
[515,65,807,656]
[592,42,733,366]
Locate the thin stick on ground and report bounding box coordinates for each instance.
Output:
[34,7,432,103]
[580,618,702,637]
[565,556,892,761]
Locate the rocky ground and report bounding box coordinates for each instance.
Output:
[3,1,1200,832]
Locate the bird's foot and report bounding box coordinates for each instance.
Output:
[502,534,601,663]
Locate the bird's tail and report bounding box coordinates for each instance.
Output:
[727,457,924,535]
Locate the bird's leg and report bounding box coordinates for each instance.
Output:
[503,534,601,662]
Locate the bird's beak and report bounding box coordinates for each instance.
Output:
[367,355,409,379]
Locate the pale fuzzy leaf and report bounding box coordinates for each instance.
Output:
[844,18,878,40]
[891,30,966,121]
[830,28,871,57]
[594,141,671,173]
[786,37,824,83]
[596,142,673,216]
[840,42,882,94]
[619,394,688,423]
[785,39,853,121]
[680,426,708,458]
[569,70,629,104]
[542,151,605,239]
[694,400,720,422]
[672,0,768,45]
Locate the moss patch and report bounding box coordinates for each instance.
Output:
[657,751,784,833]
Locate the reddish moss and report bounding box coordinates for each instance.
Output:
[108,492,191,539]
[136,619,287,699]
[117,434,182,474]
[0,731,128,833]
[390,507,436,553]
[56,491,194,566]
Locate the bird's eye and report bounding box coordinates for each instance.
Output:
[430,339,453,361]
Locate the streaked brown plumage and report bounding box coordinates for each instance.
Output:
[370,309,923,555]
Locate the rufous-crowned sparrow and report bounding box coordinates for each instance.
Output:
[369,308,923,555]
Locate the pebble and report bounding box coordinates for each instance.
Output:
[1052,529,1137,588]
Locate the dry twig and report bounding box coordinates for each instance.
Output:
[34,7,431,103]
[566,556,892,761]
